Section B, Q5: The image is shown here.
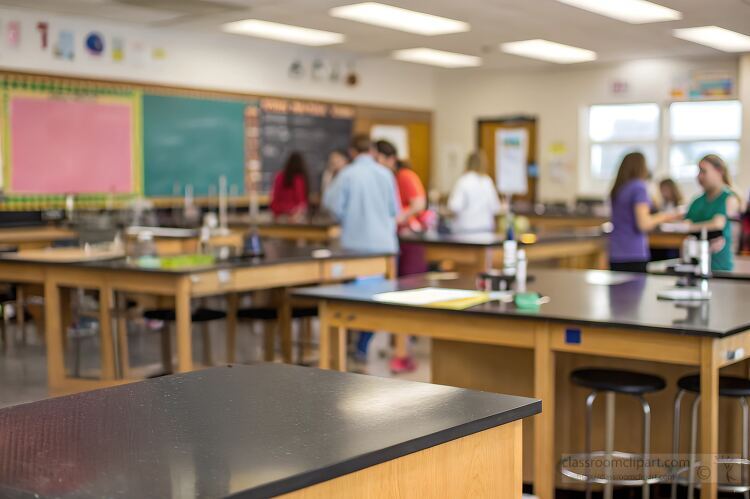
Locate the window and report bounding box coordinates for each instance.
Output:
[588,103,660,180]
[668,100,742,180]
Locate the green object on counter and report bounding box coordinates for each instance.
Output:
[514,292,542,311]
[135,254,216,270]
[159,254,216,269]
[135,256,161,269]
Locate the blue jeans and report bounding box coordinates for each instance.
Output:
[356,331,373,356]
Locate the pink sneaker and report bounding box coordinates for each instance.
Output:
[389,356,417,374]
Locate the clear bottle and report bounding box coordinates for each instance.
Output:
[134,231,157,258]
[516,249,527,293]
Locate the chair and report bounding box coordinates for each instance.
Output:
[672,374,750,499]
[562,368,667,499]
[237,306,317,363]
[143,307,227,373]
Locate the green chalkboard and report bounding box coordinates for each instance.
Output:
[143,94,250,197]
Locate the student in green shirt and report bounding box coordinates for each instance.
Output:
[685,154,742,271]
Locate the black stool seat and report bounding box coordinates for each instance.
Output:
[143,308,227,323]
[677,374,750,398]
[237,306,318,320]
[571,368,666,395]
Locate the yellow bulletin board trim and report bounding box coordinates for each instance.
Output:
[132,90,143,195]
[2,85,143,197]
[2,89,9,193]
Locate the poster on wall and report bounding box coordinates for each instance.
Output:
[112,36,124,62]
[547,141,569,184]
[85,31,104,56]
[371,124,409,159]
[7,21,20,48]
[495,128,528,195]
[54,30,75,60]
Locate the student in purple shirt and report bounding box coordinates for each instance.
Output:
[608,152,680,272]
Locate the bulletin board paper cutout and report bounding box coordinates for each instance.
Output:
[371,124,409,160]
[495,128,528,195]
[8,92,138,194]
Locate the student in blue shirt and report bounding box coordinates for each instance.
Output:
[323,134,399,254]
[323,134,400,363]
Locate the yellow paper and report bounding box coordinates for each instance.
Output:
[427,294,491,310]
[373,287,490,310]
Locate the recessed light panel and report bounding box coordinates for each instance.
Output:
[556,0,681,24]
[330,3,469,36]
[392,48,481,68]
[673,26,750,52]
[222,19,345,46]
[501,39,597,64]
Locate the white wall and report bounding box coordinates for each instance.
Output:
[434,57,742,202]
[0,6,435,110]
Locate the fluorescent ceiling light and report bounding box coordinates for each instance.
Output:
[500,39,597,64]
[392,48,481,68]
[222,19,344,46]
[556,0,681,24]
[673,26,750,52]
[330,3,469,36]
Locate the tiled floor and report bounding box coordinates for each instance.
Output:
[0,319,431,408]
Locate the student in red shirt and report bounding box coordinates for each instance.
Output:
[374,139,427,373]
[270,151,309,220]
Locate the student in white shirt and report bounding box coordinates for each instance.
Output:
[447,151,502,234]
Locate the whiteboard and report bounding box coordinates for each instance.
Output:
[495,128,528,195]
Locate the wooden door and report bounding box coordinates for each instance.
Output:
[355,106,432,190]
[478,117,537,204]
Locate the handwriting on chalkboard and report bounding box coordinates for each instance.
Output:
[259,98,354,195]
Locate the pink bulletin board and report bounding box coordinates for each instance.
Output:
[7,93,138,194]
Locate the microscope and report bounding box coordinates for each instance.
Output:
[657,229,712,300]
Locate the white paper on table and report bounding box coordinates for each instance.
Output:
[373,287,484,306]
[495,128,528,195]
[584,270,636,286]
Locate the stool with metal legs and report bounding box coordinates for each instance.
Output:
[671,374,750,499]
[561,368,666,499]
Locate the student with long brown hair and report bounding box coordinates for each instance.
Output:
[608,152,680,272]
[685,154,742,271]
[270,151,309,220]
[658,178,684,211]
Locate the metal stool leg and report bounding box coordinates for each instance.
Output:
[201,321,213,367]
[688,395,701,499]
[604,392,615,499]
[73,333,82,378]
[640,395,652,499]
[585,391,598,499]
[672,389,686,499]
[740,397,749,499]
[161,325,173,374]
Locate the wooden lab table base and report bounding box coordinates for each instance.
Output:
[0,226,77,250]
[278,421,523,499]
[422,239,607,274]
[315,300,749,499]
[256,224,341,244]
[0,255,394,396]
[649,231,689,250]
[126,231,245,256]
[524,214,608,230]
